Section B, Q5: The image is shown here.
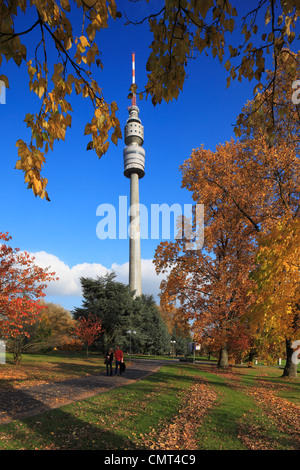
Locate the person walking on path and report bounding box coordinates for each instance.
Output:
[105,348,114,376]
[114,345,124,376]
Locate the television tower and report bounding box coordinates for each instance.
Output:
[123,52,145,298]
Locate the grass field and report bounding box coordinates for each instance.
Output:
[0,353,299,450]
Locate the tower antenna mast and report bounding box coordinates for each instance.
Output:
[132,52,136,106]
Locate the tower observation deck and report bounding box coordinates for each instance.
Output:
[123,53,145,298]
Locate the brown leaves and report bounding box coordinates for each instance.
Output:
[237,379,300,450]
[134,377,217,450]
[235,50,300,143]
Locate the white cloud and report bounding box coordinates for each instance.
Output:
[30,251,166,302]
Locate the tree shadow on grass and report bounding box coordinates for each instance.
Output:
[44,359,106,377]
[0,387,56,425]
[0,360,213,450]
[1,405,138,450]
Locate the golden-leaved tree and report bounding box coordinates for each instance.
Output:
[155,133,299,372]
[237,51,300,377]
[250,218,300,377]
[155,50,300,373]
[1,1,300,199]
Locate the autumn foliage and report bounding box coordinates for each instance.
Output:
[154,53,300,374]
[1,1,299,199]
[0,232,58,363]
[74,313,103,356]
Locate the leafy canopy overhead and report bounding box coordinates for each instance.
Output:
[1,0,300,199]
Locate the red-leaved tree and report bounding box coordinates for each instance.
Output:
[0,232,58,363]
[74,313,102,356]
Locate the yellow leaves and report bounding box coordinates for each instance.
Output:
[287,31,295,44]
[111,124,122,145]
[27,61,37,83]
[264,6,271,25]
[84,100,121,157]
[17,3,121,201]
[15,140,49,201]
[65,36,72,51]
[249,218,300,338]
[110,101,118,113]
[79,36,90,48]
[37,81,46,99]
[146,1,299,113]
[108,1,117,19]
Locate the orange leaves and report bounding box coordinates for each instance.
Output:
[154,139,257,358]
[241,380,300,449]
[74,313,102,354]
[0,232,58,342]
[155,118,300,362]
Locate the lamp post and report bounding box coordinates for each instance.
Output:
[127,330,136,363]
[170,340,176,360]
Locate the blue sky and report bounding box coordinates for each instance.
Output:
[0,1,266,310]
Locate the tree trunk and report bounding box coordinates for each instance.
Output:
[248,348,256,363]
[282,337,298,378]
[218,344,229,368]
[13,352,22,365]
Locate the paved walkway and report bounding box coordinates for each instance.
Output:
[0,359,168,425]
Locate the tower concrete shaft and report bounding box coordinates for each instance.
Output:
[123,53,145,298]
[129,172,142,296]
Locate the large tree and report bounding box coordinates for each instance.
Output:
[72,273,171,354]
[155,97,300,373]
[6,301,75,359]
[130,295,171,356]
[249,218,300,377]
[34,300,76,349]
[1,1,299,199]
[72,272,135,349]
[236,51,300,377]
[154,153,257,367]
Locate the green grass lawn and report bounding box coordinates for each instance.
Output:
[195,368,297,450]
[0,356,299,450]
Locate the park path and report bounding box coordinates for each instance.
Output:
[0,359,168,425]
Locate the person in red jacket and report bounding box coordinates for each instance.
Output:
[114,345,124,375]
